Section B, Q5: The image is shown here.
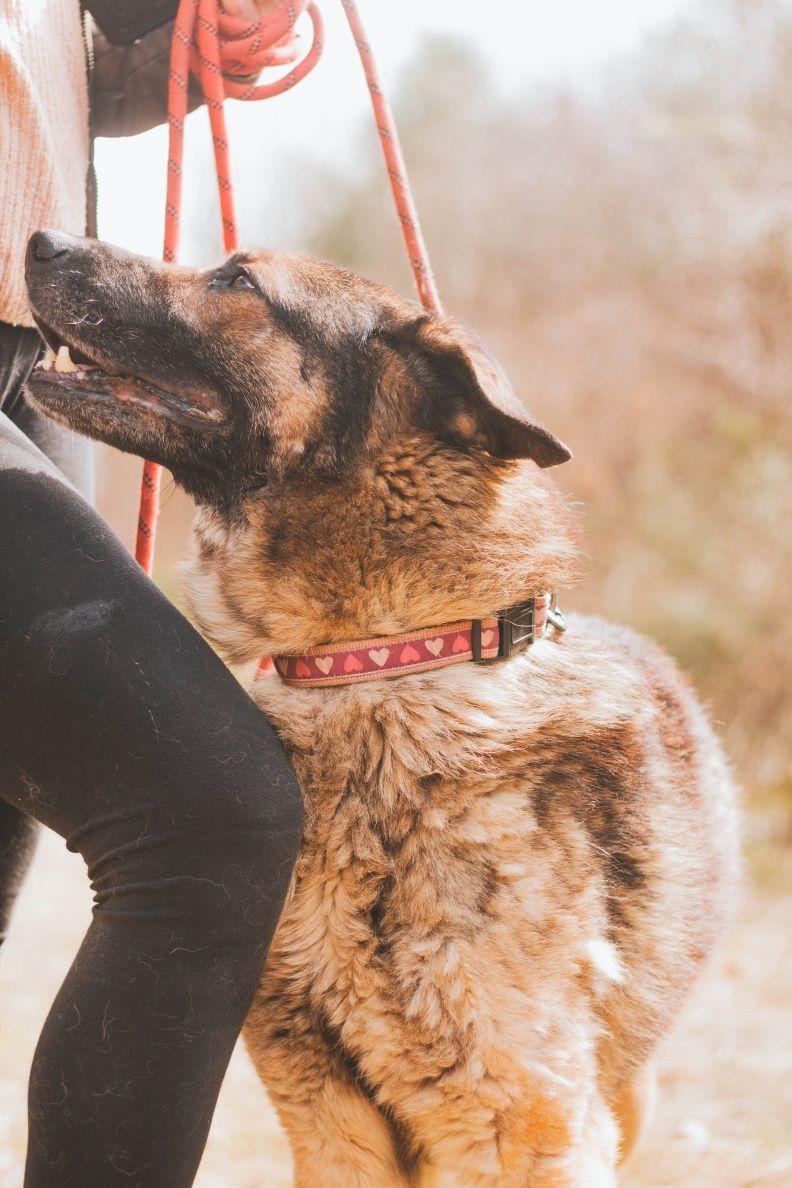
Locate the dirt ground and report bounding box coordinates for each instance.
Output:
[0,822,790,1188]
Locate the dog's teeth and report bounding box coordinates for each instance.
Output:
[54,345,79,373]
[37,346,57,371]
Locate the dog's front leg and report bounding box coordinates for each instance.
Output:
[244,994,410,1188]
[408,1079,619,1188]
[285,1082,411,1188]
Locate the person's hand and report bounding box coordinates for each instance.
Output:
[221,0,283,22]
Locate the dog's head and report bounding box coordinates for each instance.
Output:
[26,231,579,661]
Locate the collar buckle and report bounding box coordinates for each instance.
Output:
[499,597,541,658]
[472,597,541,663]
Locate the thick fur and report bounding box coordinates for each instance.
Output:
[25,232,739,1187]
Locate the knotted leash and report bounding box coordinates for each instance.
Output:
[135,0,441,573]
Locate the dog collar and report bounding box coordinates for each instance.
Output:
[262,594,565,688]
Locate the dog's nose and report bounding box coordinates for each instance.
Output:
[27,229,76,264]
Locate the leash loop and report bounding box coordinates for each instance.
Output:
[135,0,439,573]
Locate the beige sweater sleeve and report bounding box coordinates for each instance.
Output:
[0,0,90,328]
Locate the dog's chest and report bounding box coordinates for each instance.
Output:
[255,684,562,1055]
[272,790,505,1069]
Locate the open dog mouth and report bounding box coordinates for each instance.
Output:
[26,320,226,427]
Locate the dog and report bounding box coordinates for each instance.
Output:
[25,229,739,1188]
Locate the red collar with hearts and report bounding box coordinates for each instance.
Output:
[262,594,563,688]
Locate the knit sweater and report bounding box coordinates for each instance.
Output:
[0,0,90,328]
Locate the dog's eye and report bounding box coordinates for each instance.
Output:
[232,269,256,292]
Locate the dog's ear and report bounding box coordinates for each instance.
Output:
[411,316,571,468]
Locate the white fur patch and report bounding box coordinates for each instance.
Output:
[584,938,624,984]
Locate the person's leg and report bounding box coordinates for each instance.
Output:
[0,799,39,947]
[0,327,47,945]
[10,396,95,502]
[0,320,94,499]
[0,324,95,949]
[0,413,303,1187]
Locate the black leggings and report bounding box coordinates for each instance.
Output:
[0,327,303,1187]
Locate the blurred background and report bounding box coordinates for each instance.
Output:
[1,1,791,1184]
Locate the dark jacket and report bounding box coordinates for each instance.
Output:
[90,20,203,140]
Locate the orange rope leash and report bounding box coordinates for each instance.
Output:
[135,0,441,573]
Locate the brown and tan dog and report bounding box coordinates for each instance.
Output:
[25,230,739,1188]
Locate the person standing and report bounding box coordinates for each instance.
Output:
[0,3,302,1185]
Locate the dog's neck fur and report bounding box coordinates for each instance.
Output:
[182,440,580,669]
